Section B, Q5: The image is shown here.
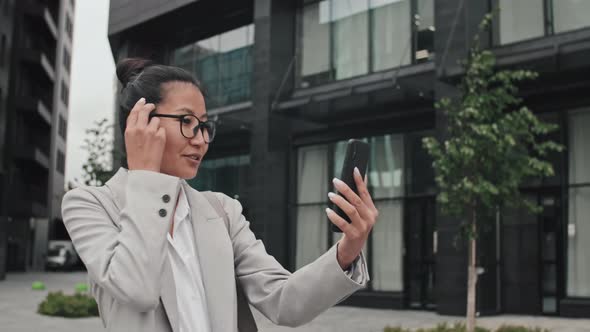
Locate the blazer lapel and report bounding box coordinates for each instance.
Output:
[106,168,180,332]
[183,182,237,332]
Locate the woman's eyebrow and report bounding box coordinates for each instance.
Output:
[175,107,194,114]
[176,107,208,120]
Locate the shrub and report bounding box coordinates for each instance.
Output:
[384,323,548,332]
[38,291,99,318]
[496,326,547,332]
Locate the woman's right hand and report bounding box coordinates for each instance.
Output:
[124,98,166,172]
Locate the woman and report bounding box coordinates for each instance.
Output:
[62,58,379,332]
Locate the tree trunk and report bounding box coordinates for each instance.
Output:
[466,211,477,332]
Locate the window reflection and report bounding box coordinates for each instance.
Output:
[495,0,590,46]
[300,0,435,87]
[553,0,590,33]
[171,25,254,108]
[498,0,544,45]
[295,133,432,291]
[567,110,590,298]
[371,0,411,71]
[416,0,435,62]
[189,154,250,199]
[332,0,369,79]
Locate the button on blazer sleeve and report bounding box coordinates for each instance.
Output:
[216,193,369,328]
[61,170,181,312]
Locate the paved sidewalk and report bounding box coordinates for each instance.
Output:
[1,272,589,332]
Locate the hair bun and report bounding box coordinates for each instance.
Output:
[116,58,154,86]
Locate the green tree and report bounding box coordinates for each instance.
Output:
[423,15,563,332]
[79,118,122,186]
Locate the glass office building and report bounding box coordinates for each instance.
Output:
[107,0,590,317]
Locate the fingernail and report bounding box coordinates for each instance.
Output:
[328,192,336,200]
[325,208,333,215]
[139,97,145,103]
[354,167,361,177]
[333,178,344,187]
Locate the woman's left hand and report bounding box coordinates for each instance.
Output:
[326,167,379,270]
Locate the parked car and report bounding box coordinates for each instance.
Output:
[45,240,79,271]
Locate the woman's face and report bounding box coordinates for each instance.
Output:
[155,82,209,180]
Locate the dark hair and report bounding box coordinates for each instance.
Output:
[116,57,201,136]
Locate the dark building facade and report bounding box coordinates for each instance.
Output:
[0,0,74,279]
[108,0,590,318]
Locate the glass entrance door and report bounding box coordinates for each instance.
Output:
[405,196,436,309]
[539,192,562,315]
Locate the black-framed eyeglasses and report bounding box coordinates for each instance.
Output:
[149,113,216,144]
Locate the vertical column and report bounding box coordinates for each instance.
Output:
[249,0,295,266]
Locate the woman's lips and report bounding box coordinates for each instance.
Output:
[183,155,201,166]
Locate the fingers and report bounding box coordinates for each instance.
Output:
[328,191,365,225]
[354,167,378,215]
[126,97,145,128]
[136,102,156,128]
[126,98,155,130]
[332,177,367,217]
[146,115,160,133]
[326,207,353,234]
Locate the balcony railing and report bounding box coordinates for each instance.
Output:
[15,145,50,169]
[17,96,53,126]
[43,7,58,39]
[23,0,58,41]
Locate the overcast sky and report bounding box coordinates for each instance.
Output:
[65,0,116,185]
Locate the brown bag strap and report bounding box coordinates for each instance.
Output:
[202,192,258,332]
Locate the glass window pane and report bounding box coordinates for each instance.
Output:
[190,154,250,199]
[370,0,404,9]
[371,0,411,71]
[219,25,250,52]
[553,0,590,33]
[567,109,590,297]
[197,35,220,58]
[297,145,329,204]
[170,25,253,108]
[567,186,590,297]
[332,0,369,79]
[543,264,557,293]
[407,132,435,195]
[542,297,557,313]
[368,135,404,199]
[417,0,434,31]
[498,0,544,44]
[569,110,590,185]
[372,200,404,291]
[416,0,435,61]
[296,205,328,269]
[301,1,331,81]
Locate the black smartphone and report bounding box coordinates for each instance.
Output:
[331,139,370,233]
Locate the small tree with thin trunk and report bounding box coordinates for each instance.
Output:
[423,15,563,332]
[78,118,122,186]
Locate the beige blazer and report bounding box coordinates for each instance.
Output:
[61,168,368,332]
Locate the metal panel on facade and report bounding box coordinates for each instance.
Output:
[108,0,199,35]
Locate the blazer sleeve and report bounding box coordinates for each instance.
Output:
[216,193,369,327]
[61,170,182,312]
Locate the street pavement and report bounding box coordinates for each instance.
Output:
[1,272,589,332]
